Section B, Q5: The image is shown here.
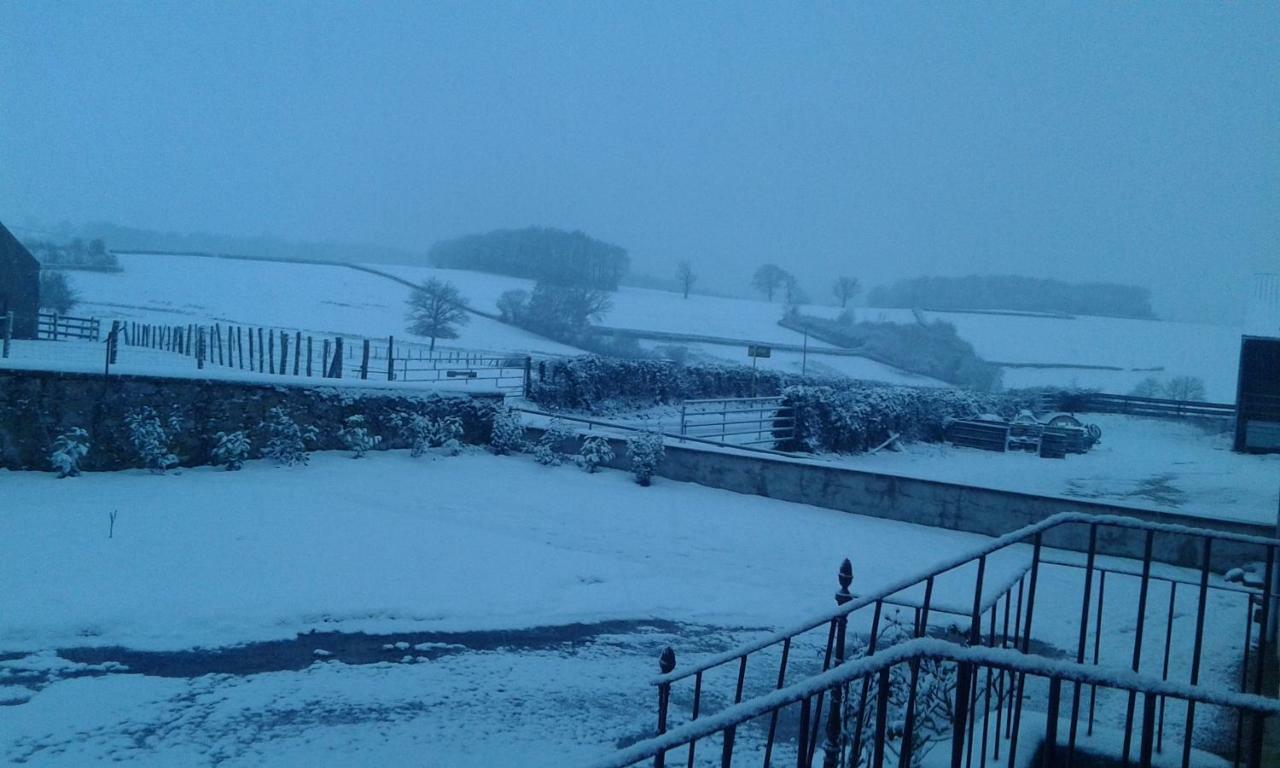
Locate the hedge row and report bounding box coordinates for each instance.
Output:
[528,356,806,411]
[779,384,1015,453]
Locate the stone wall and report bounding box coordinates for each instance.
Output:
[528,425,1277,570]
[0,369,502,471]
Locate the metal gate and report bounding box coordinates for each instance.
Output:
[678,396,795,448]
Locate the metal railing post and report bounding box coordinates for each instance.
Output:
[822,560,853,768]
[655,647,675,768]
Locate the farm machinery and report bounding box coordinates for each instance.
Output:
[944,410,1102,458]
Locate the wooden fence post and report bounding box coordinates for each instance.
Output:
[248,328,256,371]
[108,320,120,365]
[279,331,289,376]
[197,327,205,369]
[321,339,331,378]
[331,337,344,378]
[293,331,301,375]
[268,330,276,374]
[306,336,313,377]
[360,339,370,380]
[236,326,244,369]
[387,336,395,381]
[258,327,265,372]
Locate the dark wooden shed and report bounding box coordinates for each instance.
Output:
[1235,335,1280,453]
[0,221,40,339]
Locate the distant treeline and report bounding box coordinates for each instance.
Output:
[23,238,120,271]
[783,313,1002,392]
[866,275,1156,319]
[429,227,629,291]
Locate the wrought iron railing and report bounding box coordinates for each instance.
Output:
[589,636,1280,768]
[617,513,1279,768]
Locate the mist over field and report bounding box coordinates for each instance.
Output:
[2,3,1276,322]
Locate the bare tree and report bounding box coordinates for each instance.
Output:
[39,271,79,313]
[752,264,791,302]
[406,278,470,351]
[676,260,696,299]
[782,274,808,313]
[832,276,860,308]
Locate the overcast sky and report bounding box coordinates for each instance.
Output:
[1,2,1276,321]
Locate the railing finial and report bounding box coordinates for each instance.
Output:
[659,646,676,675]
[837,558,853,605]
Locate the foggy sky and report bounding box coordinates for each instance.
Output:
[1,2,1276,321]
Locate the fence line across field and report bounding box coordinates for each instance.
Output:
[36,311,100,341]
[104,319,532,394]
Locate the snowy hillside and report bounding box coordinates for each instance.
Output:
[56,253,1247,397]
[66,253,582,357]
[808,306,1244,400]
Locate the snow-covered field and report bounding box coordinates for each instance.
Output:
[0,450,1251,765]
[842,413,1280,526]
[67,253,581,357]
[808,306,1245,400]
[51,253,1250,398]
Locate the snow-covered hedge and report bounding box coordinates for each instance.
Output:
[779,384,1011,453]
[528,356,800,412]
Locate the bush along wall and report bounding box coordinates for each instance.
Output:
[779,384,1015,454]
[0,369,502,472]
[528,356,805,412]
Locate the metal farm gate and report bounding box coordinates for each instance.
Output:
[678,396,795,448]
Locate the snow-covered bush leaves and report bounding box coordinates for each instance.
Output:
[212,430,251,471]
[781,385,1005,454]
[49,427,89,478]
[263,407,318,466]
[625,430,665,486]
[578,435,614,473]
[124,407,179,473]
[338,415,381,458]
[533,419,575,466]
[489,406,525,455]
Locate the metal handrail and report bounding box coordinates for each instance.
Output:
[590,637,1280,768]
[655,512,1280,686]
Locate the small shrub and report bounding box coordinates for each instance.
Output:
[489,406,526,455]
[392,411,433,457]
[338,415,381,458]
[578,435,615,473]
[263,407,317,466]
[212,430,251,471]
[124,407,179,473]
[49,427,90,477]
[533,419,575,466]
[625,431,665,486]
[429,414,464,455]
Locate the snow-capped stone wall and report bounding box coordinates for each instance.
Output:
[0,369,502,471]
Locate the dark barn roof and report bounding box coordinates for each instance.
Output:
[0,220,41,338]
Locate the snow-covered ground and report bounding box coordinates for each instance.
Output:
[809,306,1245,401]
[842,413,1280,526]
[53,254,1250,397]
[66,253,582,357]
[0,450,1251,765]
